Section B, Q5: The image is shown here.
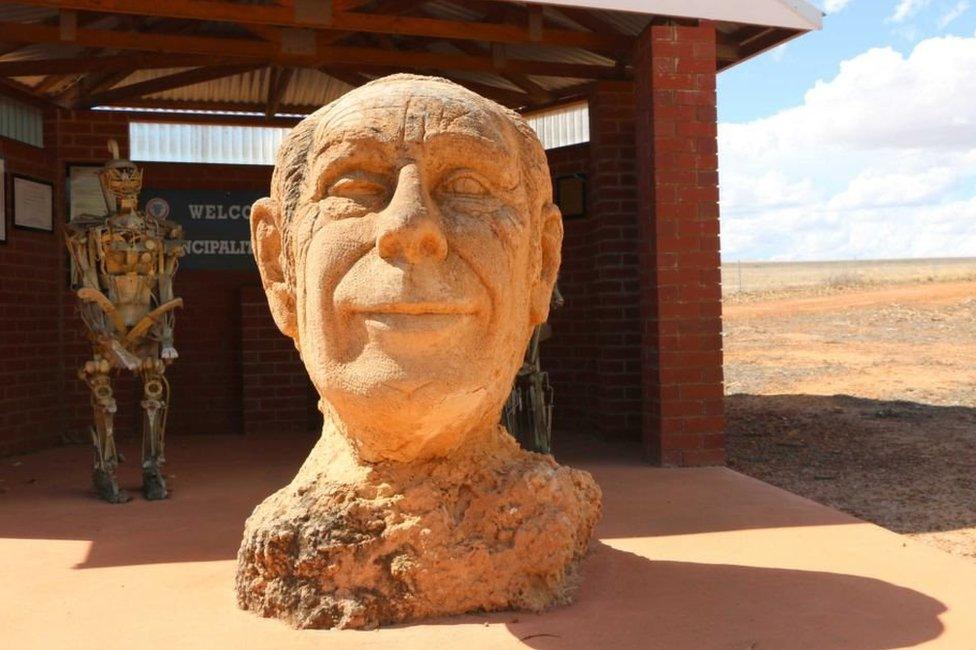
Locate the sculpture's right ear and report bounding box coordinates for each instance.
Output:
[251,197,297,341]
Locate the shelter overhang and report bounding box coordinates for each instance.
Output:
[507,0,823,31]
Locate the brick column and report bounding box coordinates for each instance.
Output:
[586,81,643,441]
[634,22,725,465]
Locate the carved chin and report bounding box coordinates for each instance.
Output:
[326,380,499,462]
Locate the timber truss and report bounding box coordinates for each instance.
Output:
[0,0,801,116]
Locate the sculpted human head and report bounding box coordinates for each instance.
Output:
[251,75,562,462]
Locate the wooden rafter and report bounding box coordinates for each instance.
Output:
[8,0,629,53]
[97,96,322,115]
[445,40,552,104]
[0,53,251,77]
[265,66,294,117]
[319,65,373,88]
[85,64,260,106]
[363,34,532,109]
[0,22,627,80]
[0,77,51,107]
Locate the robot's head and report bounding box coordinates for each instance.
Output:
[99,139,143,207]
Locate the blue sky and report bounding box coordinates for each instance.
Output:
[716,0,976,261]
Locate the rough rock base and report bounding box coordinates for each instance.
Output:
[235,434,601,629]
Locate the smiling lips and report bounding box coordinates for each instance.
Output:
[349,301,477,316]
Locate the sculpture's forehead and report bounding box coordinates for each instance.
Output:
[314,84,516,148]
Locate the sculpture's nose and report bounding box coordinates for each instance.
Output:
[376,164,448,264]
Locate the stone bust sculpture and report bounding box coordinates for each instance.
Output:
[236,74,601,630]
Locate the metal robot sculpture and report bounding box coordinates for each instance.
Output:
[65,140,185,503]
[502,285,563,453]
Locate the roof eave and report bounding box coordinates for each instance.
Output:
[512,0,823,31]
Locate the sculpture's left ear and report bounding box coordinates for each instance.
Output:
[251,197,298,342]
[529,202,564,325]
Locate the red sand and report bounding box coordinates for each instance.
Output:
[2,433,975,648]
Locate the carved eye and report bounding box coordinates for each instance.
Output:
[328,176,387,202]
[440,174,488,197]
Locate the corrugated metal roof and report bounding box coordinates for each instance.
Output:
[525,100,590,150]
[101,66,354,110]
[130,120,289,165]
[281,69,354,107]
[0,93,43,146]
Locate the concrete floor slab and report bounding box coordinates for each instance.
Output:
[1,434,975,649]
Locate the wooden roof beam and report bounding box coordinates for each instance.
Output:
[85,64,261,106]
[0,22,628,80]
[265,66,294,117]
[446,40,552,103]
[99,96,322,115]
[9,0,629,52]
[342,36,532,109]
[0,53,249,77]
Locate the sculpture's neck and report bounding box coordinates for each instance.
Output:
[291,408,521,488]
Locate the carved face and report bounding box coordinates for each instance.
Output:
[252,77,562,462]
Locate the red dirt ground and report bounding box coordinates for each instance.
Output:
[725,280,976,560]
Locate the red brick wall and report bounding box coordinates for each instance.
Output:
[635,22,725,466]
[587,82,643,441]
[542,143,598,436]
[240,286,317,435]
[0,133,63,454]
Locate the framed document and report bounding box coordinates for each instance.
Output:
[68,164,109,221]
[555,174,586,220]
[0,157,6,243]
[13,175,54,232]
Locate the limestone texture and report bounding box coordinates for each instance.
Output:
[237,427,600,629]
[237,74,601,629]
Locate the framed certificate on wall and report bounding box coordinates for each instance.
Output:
[13,175,54,233]
[555,174,586,220]
[0,157,6,243]
[68,164,109,221]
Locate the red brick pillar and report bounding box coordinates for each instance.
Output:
[587,81,643,441]
[634,22,725,465]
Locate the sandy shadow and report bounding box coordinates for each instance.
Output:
[727,393,976,537]
[412,542,947,649]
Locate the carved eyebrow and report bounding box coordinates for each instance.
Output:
[312,137,396,199]
[423,132,518,186]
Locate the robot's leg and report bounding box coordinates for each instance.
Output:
[139,358,169,500]
[82,359,130,503]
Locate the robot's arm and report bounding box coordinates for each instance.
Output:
[65,228,101,291]
[158,225,184,304]
[156,228,185,360]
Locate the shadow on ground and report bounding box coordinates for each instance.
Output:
[727,393,976,540]
[497,542,945,650]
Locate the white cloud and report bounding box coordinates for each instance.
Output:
[938,1,970,27]
[890,0,932,22]
[822,0,854,13]
[718,32,976,260]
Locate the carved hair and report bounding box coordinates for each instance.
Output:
[269,74,553,286]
